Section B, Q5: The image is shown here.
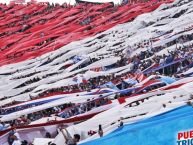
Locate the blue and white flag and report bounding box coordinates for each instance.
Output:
[158,76,176,84]
[123,78,138,85]
[73,56,83,63]
[101,82,119,91]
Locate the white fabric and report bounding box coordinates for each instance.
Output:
[0,0,193,106]
[0,0,193,144]
[54,82,193,143]
[30,117,64,125]
[33,138,54,145]
[14,132,21,141]
[12,140,22,145]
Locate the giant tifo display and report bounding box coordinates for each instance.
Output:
[0,0,193,145]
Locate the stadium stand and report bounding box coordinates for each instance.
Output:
[0,0,193,145]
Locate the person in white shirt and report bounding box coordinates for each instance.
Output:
[11,132,22,145]
[12,140,22,145]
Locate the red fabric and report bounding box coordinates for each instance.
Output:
[0,112,100,137]
[118,98,126,104]
[0,0,174,66]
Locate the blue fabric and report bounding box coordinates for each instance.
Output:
[158,76,176,84]
[84,89,114,96]
[118,87,136,95]
[123,78,138,85]
[73,56,83,63]
[81,105,193,145]
[165,55,173,64]
[144,58,185,74]
[101,82,120,91]
[0,124,7,131]
[186,72,193,77]
[21,97,64,107]
[3,97,64,115]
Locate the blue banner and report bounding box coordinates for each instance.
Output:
[81,104,193,145]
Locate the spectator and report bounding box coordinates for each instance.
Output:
[61,128,80,145]
[45,132,52,138]
[8,127,17,145]
[118,117,124,127]
[98,124,103,138]
[21,140,28,145]
[11,132,22,145]
[0,120,9,131]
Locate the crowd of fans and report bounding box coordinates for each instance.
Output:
[0,97,110,130]
[0,1,193,145]
[4,44,191,105]
[60,97,109,118]
[123,36,193,73]
[11,40,193,100]
[1,35,193,131]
